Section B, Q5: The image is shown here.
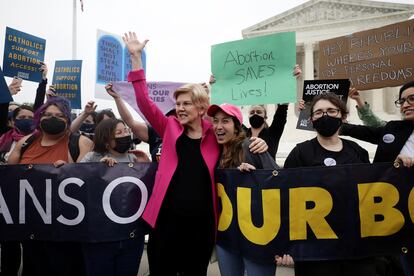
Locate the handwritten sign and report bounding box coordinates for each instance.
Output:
[211,32,296,106]
[296,79,350,131]
[112,81,183,123]
[52,60,82,109]
[0,67,13,103]
[2,27,46,82]
[319,19,414,90]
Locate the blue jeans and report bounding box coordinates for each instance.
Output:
[401,252,414,276]
[82,236,145,276]
[216,245,276,276]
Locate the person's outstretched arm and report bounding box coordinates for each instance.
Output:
[124,32,168,137]
[105,83,149,142]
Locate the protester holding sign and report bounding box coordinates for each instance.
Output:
[340,81,414,275]
[284,92,376,276]
[207,103,278,275]
[348,88,386,127]
[80,118,148,276]
[7,97,93,276]
[123,31,267,275]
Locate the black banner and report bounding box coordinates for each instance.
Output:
[0,162,156,242]
[216,162,414,263]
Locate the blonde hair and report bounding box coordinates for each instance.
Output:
[249,104,267,117]
[174,83,210,112]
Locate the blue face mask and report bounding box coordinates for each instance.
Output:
[14,118,35,135]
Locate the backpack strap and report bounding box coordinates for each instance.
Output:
[69,132,81,162]
[20,133,39,158]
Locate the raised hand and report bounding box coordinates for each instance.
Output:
[40,62,48,80]
[122,32,148,56]
[348,87,365,108]
[293,64,302,79]
[9,77,22,95]
[84,100,97,115]
[105,83,120,99]
[46,85,57,99]
[298,99,306,111]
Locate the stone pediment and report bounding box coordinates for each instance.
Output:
[243,0,414,34]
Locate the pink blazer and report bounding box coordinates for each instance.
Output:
[128,70,220,228]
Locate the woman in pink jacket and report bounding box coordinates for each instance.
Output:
[123,32,266,276]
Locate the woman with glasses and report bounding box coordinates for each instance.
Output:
[340,80,414,275]
[284,93,376,276]
[285,92,370,168]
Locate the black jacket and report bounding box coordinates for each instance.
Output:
[341,120,414,162]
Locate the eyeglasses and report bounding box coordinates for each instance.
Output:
[395,94,414,107]
[41,112,67,119]
[311,108,340,119]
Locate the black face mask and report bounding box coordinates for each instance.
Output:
[249,114,265,129]
[40,117,67,135]
[80,123,95,134]
[113,136,132,153]
[312,115,342,137]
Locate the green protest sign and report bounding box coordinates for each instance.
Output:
[211,32,296,106]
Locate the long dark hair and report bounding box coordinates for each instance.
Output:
[219,118,246,168]
[92,119,124,154]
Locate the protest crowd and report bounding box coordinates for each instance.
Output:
[0,16,414,276]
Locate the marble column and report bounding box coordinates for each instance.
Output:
[304,43,314,81]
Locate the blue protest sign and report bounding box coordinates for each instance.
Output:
[96,35,123,84]
[52,60,82,109]
[123,49,146,81]
[95,30,147,101]
[0,67,13,103]
[2,27,46,82]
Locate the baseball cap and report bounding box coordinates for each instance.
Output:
[207,103,243,125]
